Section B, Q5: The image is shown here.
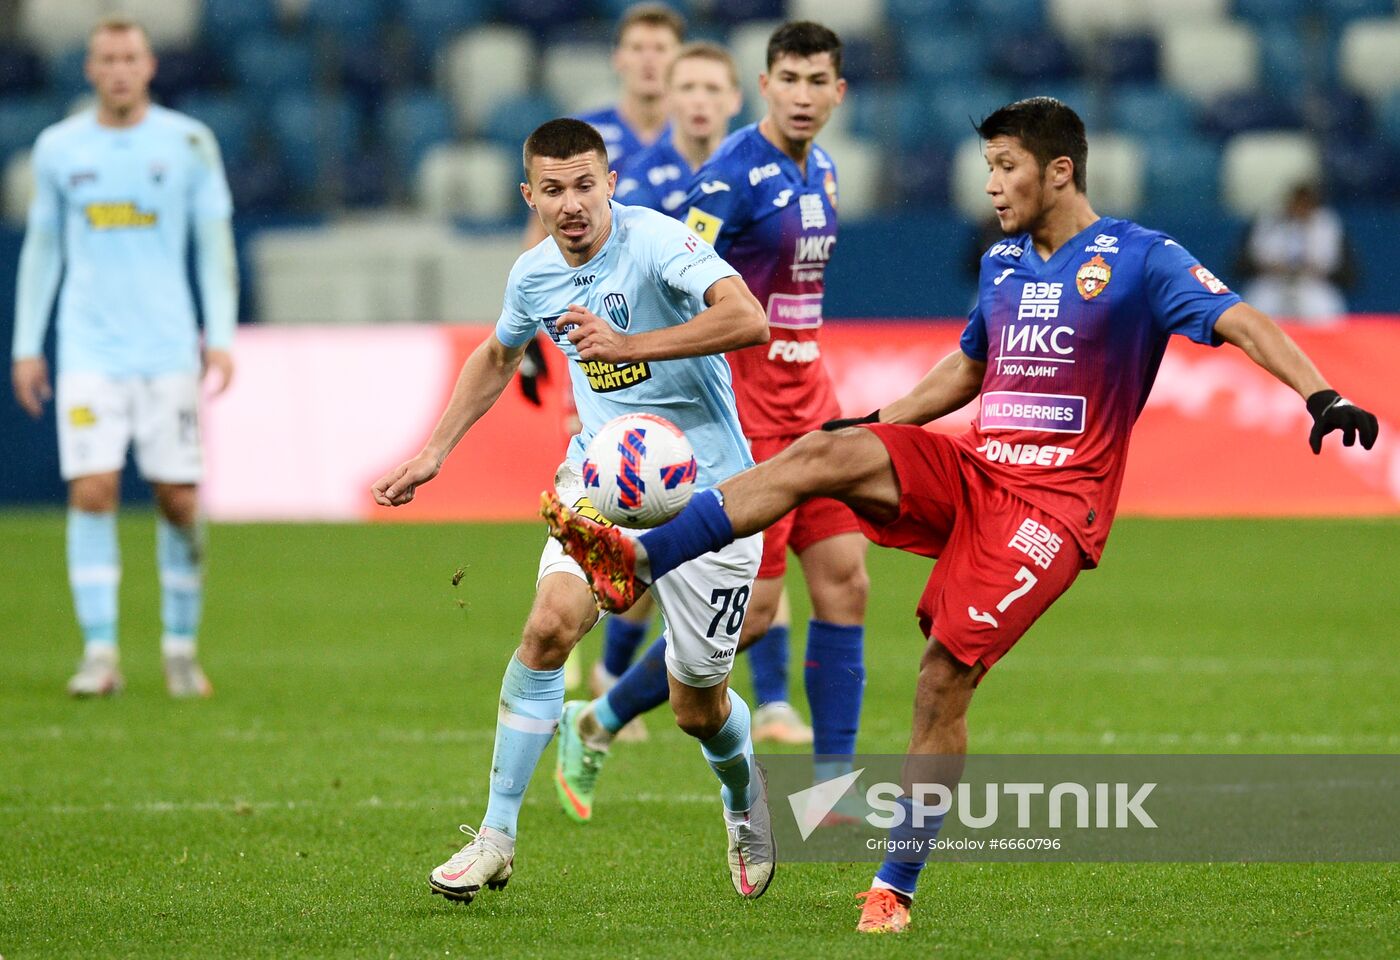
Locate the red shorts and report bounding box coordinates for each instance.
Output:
[750,433,862,579]
[856,424,1084,674]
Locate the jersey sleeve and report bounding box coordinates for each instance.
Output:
[678,156,750,257]
[959,302,989,361]
[1143,236,1241,346]
[643,213,740,304]
[187,123,234,221]
[493,261,538,348]
[25,134,62,233]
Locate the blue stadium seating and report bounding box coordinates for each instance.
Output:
[1200,91,1303,139]
[150,47,222,103]
[498,0,590,34]
[1143,135,1221,210]
[338,38,393,102]
[1376,89,1400,150]
[1110,86,1196,141]
[233,34,315,97]
[384,91,456,175]
[270,92,361,188]
[900,27,984,87]
[1323,137,1400,200]
[883,0,964,25]
[1097,33,1160,84]
[849,87,939,151]
[1234,0,1312,25]
[0,96,61,165]
[1304,87,1371,138]
[201,0,280,49]
[304,0,389,32]
[887,146,953,211]
[402,0,491,66]
[46,48,91,101]
[173,93,257,166]
[482,94,564,150]
[1256,23,1310,97]
[1034,81,1103,129]
[923,80,1016,145]
[972,0,1044,27]
[0,44,44,95]
[990,31,1077,83]
[1320,0,1395,29]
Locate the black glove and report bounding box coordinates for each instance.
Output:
[822,409,880,431]
[1306,389,1378,454]
[517,335,549,406]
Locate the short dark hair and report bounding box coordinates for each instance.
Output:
[615,3,686,46]
[766,21,842,77]
[523,118,609,178]
[976,97,1088,192]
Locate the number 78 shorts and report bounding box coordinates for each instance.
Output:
[540,461,762,688]
[854,424,1084,676]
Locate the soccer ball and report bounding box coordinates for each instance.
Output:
[582,413,698,528]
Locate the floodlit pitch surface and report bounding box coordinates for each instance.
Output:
[3,513,1397,958]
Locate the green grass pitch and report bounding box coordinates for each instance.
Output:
[2,512,1398,958]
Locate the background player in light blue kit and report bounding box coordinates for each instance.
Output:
[10,16,237,699]
[371,119,778,903]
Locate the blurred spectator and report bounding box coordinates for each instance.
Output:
[1237,183,1353,326]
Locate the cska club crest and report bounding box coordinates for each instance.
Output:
[823,169,838,210]
[1076,254,1112,300]
[603,292,631,330]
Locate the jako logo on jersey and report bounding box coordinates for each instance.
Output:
[1017,282,1063,321]
[975,438,1076,466]
[699,180,730,194]
[773,189,794,207]
[574,274,596,286]
[603,292,630,330]
[85,202,157,230]
[709,648,736,660]
[749,162,781,185]
[1076,254,1112,300]
[1191,265,1230,294]
[577,359,652,392]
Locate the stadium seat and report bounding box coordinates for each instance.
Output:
[1144,0,1231,30]
[541,42,617,115]
[847,87,937,150]
[337,39,393,103]
[729,20,784,105]
[1323,137,1400,200]
[816,133,883,217]
[233,34,315,97]
[974,0,1045,26]
[883,0,961,24]
[2,149,34,226]
[1084,133,1146,215]
[1094,33,1159,83]
[1220,130,1321,216]
[788,0,885,38]
[416,142,516,220]
[1142,134,1221,210]
[1160,22,1260,102]
[1109,86,1195,140]
[900,27,984,87]
[224,154,292,213]
[173,93,257,166]
[18,0,106,59]
[482,93,564,149]
[497,0,589,34]
[0,97,60,168]
[1321,0,1395,29]
[44,47,89,101]
[924,80,1016,147]
[0,43,45,95]
[950,136,993,219]
[989,31,1077,83]
[887,145,952,211]
[384,91,457,178]
[439,26,534,132]
[402,0,491,67]
[697,0,780,24]
[1200,91,1302,139]
[304,0,389,32]
[201,0,280,49]
[1034,82,1104,130]
[1302,87,1370,138]
[1047,0,1153,41]
[270,92,361,188]
[150,47,222,103]
[1234,0,1311,26]
[1255,22,1309,98]
[1338,18,1400,100]
[117,0,201,48]
[1376,89,1400,149]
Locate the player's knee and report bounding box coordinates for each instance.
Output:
[153,484,198,526]
[916,642,978,722]
[69,476,118,513]
[519,605,585,669]
[672,697,725,740]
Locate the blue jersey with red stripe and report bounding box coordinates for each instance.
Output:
[957,217,1241,563]
[680,123,841,437]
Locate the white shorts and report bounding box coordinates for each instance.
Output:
[539,462,762,688]
[56,371,203,483]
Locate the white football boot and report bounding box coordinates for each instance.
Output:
[428,824,514,903]
[725,760,776,898]
[751,701,813,746]
[67,649,124,697]
[164,653,213,699]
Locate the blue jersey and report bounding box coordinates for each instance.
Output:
[680,123,841,436]
[25,105,233,375]
[575,105,668,170]
[958,217,1241,562]
[614,136,693,216]
[495,201,752,485]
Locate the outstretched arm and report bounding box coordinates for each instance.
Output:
[557,275,767,362]
[825,349,986,430]
[1214,302,1378,453]
[371,334,529,506]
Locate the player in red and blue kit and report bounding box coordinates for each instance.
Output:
[542,97,1379,934]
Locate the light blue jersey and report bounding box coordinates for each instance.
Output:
[495,201,753,486]
[15,104,234,375]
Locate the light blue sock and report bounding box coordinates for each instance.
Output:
[481,653,565,838]
[67,509,119,653]
[157,516,203,657]
[701,688,754,812]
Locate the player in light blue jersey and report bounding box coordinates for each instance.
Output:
[372,119,776,903]
[10,16,237,699]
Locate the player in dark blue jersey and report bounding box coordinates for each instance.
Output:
[543,96,1379,934]
[615,43,742,217]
